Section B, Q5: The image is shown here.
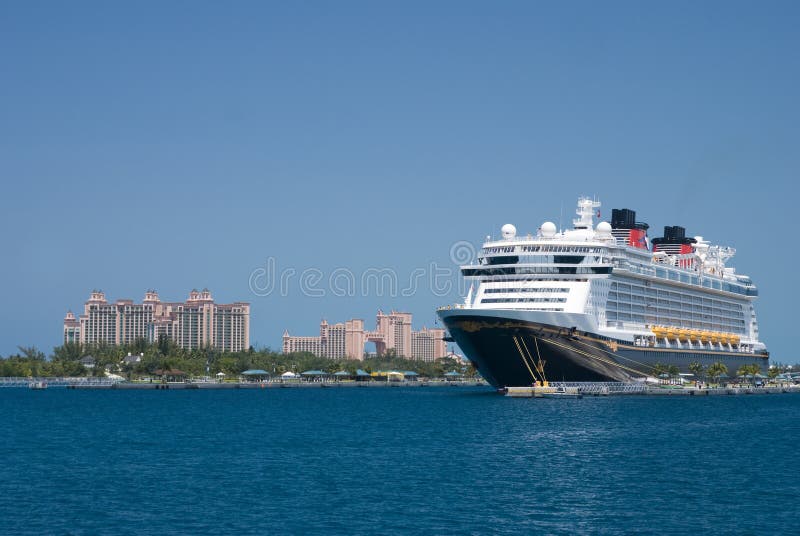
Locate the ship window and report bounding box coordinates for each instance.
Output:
[481,297,567,304]
[484,287,570,294]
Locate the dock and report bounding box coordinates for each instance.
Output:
[0,376,486,390]
[66,380,486,390]
[504,382,799,397]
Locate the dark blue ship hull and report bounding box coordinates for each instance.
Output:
[438,310,768,389]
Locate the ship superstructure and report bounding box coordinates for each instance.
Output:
[437,197,768,388]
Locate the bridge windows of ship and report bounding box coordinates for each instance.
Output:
[482,246,517,254]
[510,255,605,264]
[483,287,570,294]
[480,278,589,284]
[519,245,605,254]
[463,266,611,277]
[481,297,568,304]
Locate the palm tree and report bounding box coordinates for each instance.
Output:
[667,364,680,385]
[737,363,761,386]
[689,361,704,385]
[749,363,762,380]
[53,342,84,362]
[707,361,728,385]
[652,362,667,383]
[768,366,780,380]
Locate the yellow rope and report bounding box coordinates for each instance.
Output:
[520,335,547,384]
[540,337,648,377]
[533,337,548,383]
[513,336,539,384]
[570,337,658,372]
[518,336,539,379]
[519,336,542,383]
[514,336,539,383]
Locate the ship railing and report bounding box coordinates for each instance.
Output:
[649,340,754,354]
[436,304,469,311]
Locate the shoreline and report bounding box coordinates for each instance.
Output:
[67,380,487,390]
[14,379,800,395]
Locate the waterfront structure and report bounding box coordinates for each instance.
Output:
[280,319,367,359]
[374,310,412,357]
[63,311,80,344]
[438,196,769,388]
[283,310,446,361]
[63,289,250,352]
[411,327,448,362]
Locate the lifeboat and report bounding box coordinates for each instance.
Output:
[689,330,703,342]
[665,327,677,340]
[677,329,690,342]
[699,331,712,343]
[730,334,741,346]
[651,326,667,338]
[709,332,720,344]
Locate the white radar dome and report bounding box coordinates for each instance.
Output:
[540,221,557,237]
[595,221,612,236]
[501,223,517,239]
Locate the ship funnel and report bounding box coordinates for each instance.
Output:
[610,208,649,249]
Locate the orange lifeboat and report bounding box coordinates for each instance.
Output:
[651,326,667,338]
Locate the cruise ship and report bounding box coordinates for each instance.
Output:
[437,197,768,388]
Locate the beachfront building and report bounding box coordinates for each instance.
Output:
[282,310,447,361]
[281,333,323,356]
[63,311,81,344]
[281,319,365,360]
[63,289,250,352]
[411,327,448,363]
[373,310,412,357]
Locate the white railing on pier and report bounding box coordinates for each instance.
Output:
[0,377,121,387]
[549,382,648,394]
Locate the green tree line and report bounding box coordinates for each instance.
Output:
[0,339,471,379]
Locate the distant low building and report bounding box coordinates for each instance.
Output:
[80,355,96,369]
[283,310,446,361]
[63,289,250,352]
[122,353,142,365]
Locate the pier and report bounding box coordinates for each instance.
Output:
[3,376,797,395]
[504,382,798,397]
[67,380,487,390]
[0,377,118,388]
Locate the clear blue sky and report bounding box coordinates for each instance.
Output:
[1,1,798,362]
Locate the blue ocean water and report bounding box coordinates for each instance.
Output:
[1,387,798,535]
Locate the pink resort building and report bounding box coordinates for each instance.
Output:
[63,289,250,352]
[282,310,446,361]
